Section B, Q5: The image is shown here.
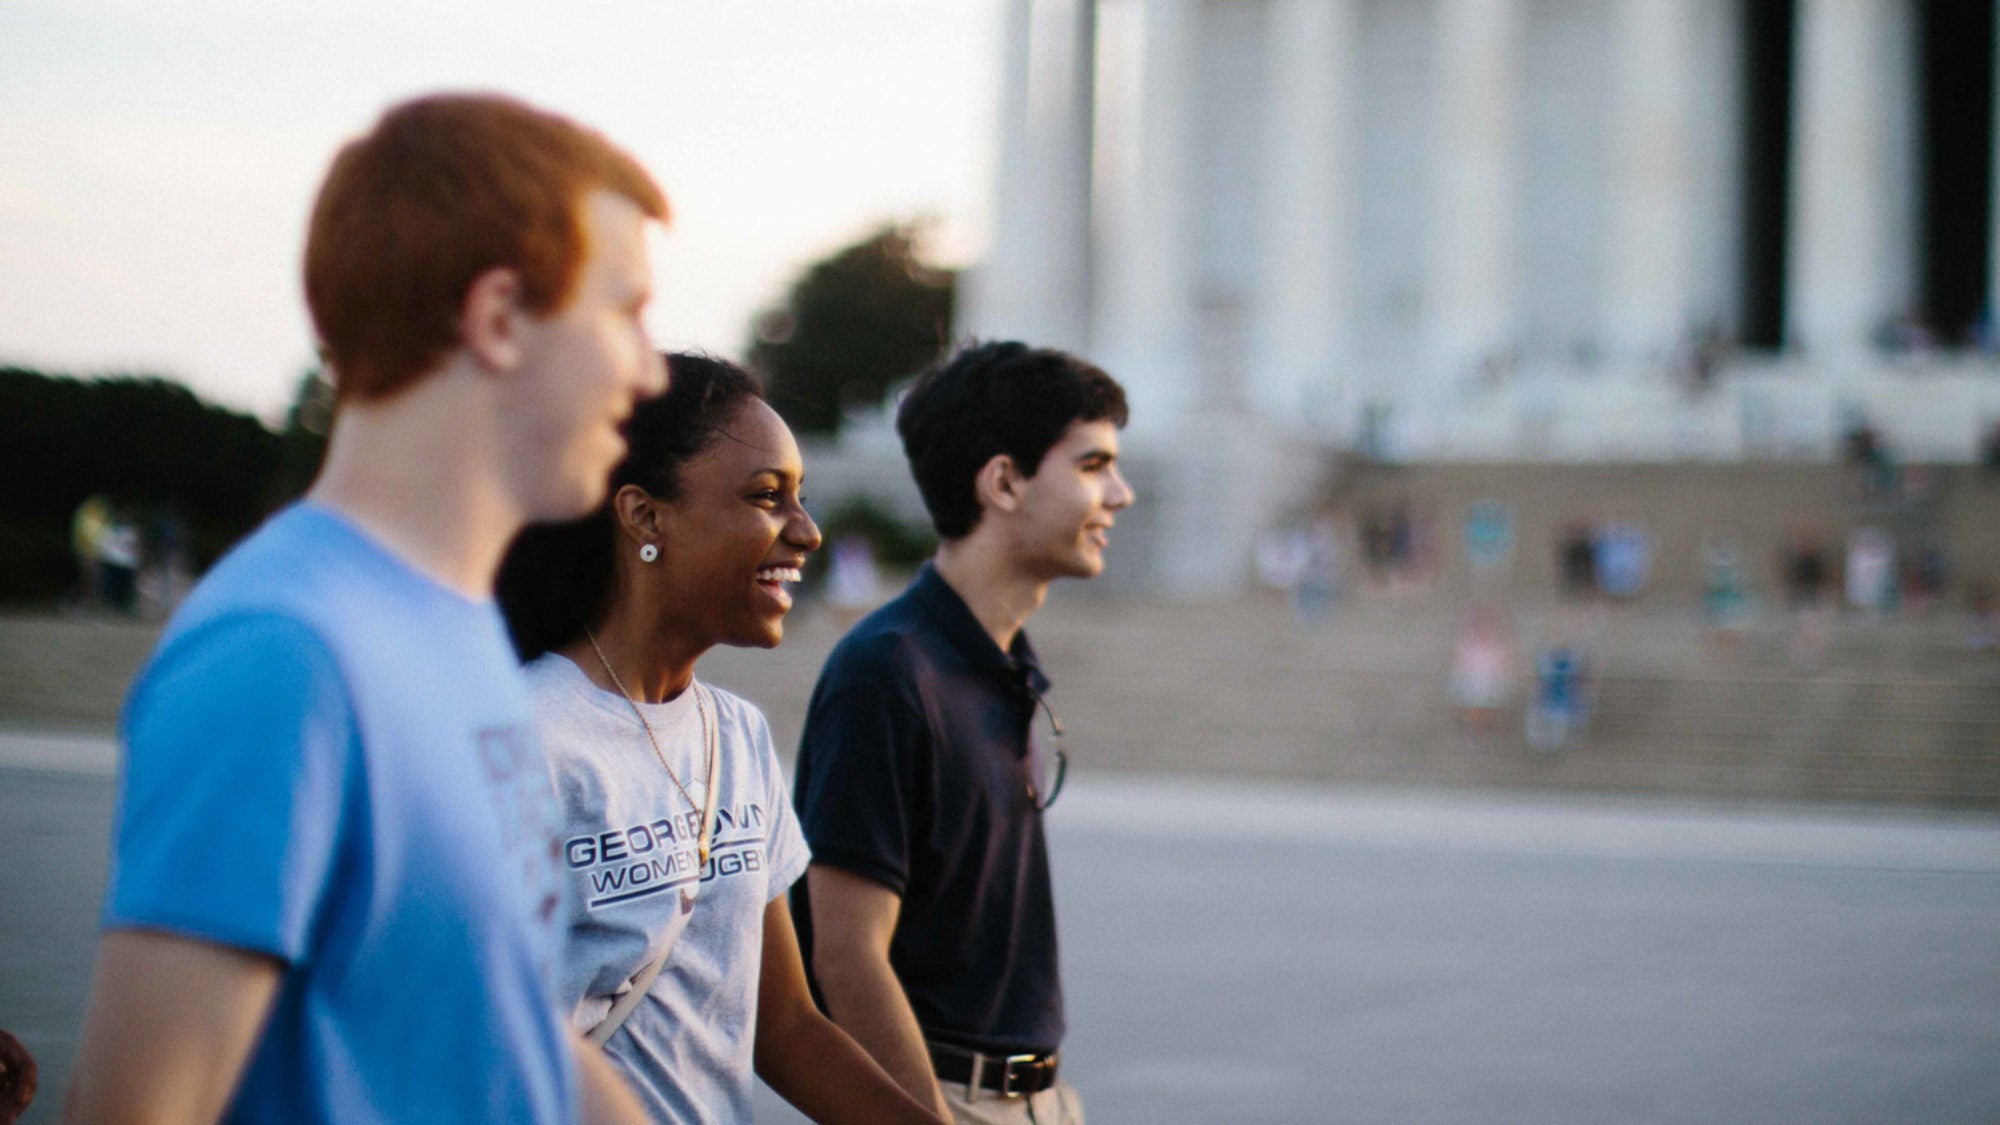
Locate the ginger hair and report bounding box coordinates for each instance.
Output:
[304,93,668,402]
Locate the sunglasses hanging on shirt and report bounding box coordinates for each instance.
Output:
[1025,688,1069,811]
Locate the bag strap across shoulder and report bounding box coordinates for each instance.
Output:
[585,943,671,1047]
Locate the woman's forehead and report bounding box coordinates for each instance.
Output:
[691,399,800,475]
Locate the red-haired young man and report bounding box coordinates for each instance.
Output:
[63,94,669,1125]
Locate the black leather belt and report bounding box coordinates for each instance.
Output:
[927,1041,1059,1099]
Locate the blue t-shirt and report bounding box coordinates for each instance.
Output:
[103,503,577,1123]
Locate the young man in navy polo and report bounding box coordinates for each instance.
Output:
[792,342,1134,1125]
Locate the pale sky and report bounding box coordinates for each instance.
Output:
[0,0,1000,421]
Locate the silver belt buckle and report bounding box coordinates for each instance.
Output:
[952,1044,1053,1101]
[996,1053,1039,1099]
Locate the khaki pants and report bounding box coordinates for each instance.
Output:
[942,1078,1084,1125]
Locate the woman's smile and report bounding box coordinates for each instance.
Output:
[753,564,805,613]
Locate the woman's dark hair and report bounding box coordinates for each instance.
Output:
[496,352,764,660]
[896,340,1128,539]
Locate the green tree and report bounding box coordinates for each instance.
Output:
[748,223,955,436]
[0,367,291,602]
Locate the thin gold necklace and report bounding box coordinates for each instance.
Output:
[584,628,721,866]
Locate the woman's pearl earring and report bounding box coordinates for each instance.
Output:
[639,543,659,563]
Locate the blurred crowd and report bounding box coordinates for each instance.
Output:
[65,496,189,619]
[1257,479,1999,754]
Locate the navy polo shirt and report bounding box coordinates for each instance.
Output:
[791,562,1064,1056]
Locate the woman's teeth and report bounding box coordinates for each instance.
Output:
[755,567,801,584]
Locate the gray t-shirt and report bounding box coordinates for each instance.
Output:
[526,653,811,1125]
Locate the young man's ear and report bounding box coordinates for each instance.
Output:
[973,453,1023,516]
[459,267,526,374]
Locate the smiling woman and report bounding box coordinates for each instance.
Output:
[494,353,948,1125]
[496,353,774,664]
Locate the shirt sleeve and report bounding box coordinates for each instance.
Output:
[792,678,926,896]
[749,707,811,901]
[103,612,358,963]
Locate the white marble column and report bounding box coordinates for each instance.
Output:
[1095,0,1199,425]
[964,0,1096,353]
[1033,0,1097,351]
[1787,0,1918,355]
[1252,0,1358,432]
[1989,7,2000,333]
[1603,0,1693,364]
[1425,0,1520,384]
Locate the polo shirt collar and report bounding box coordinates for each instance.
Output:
[911,562,1052,695]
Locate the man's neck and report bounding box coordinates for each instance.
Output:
[307,372,523,600]
[932,538,1047,654]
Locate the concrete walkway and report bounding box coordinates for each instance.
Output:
[754,776,2000,1123]
[8,740,2000,1124]
[0,729,115,777]
[1029,784,2000,1124]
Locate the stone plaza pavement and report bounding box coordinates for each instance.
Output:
[6,735,1999,1125]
